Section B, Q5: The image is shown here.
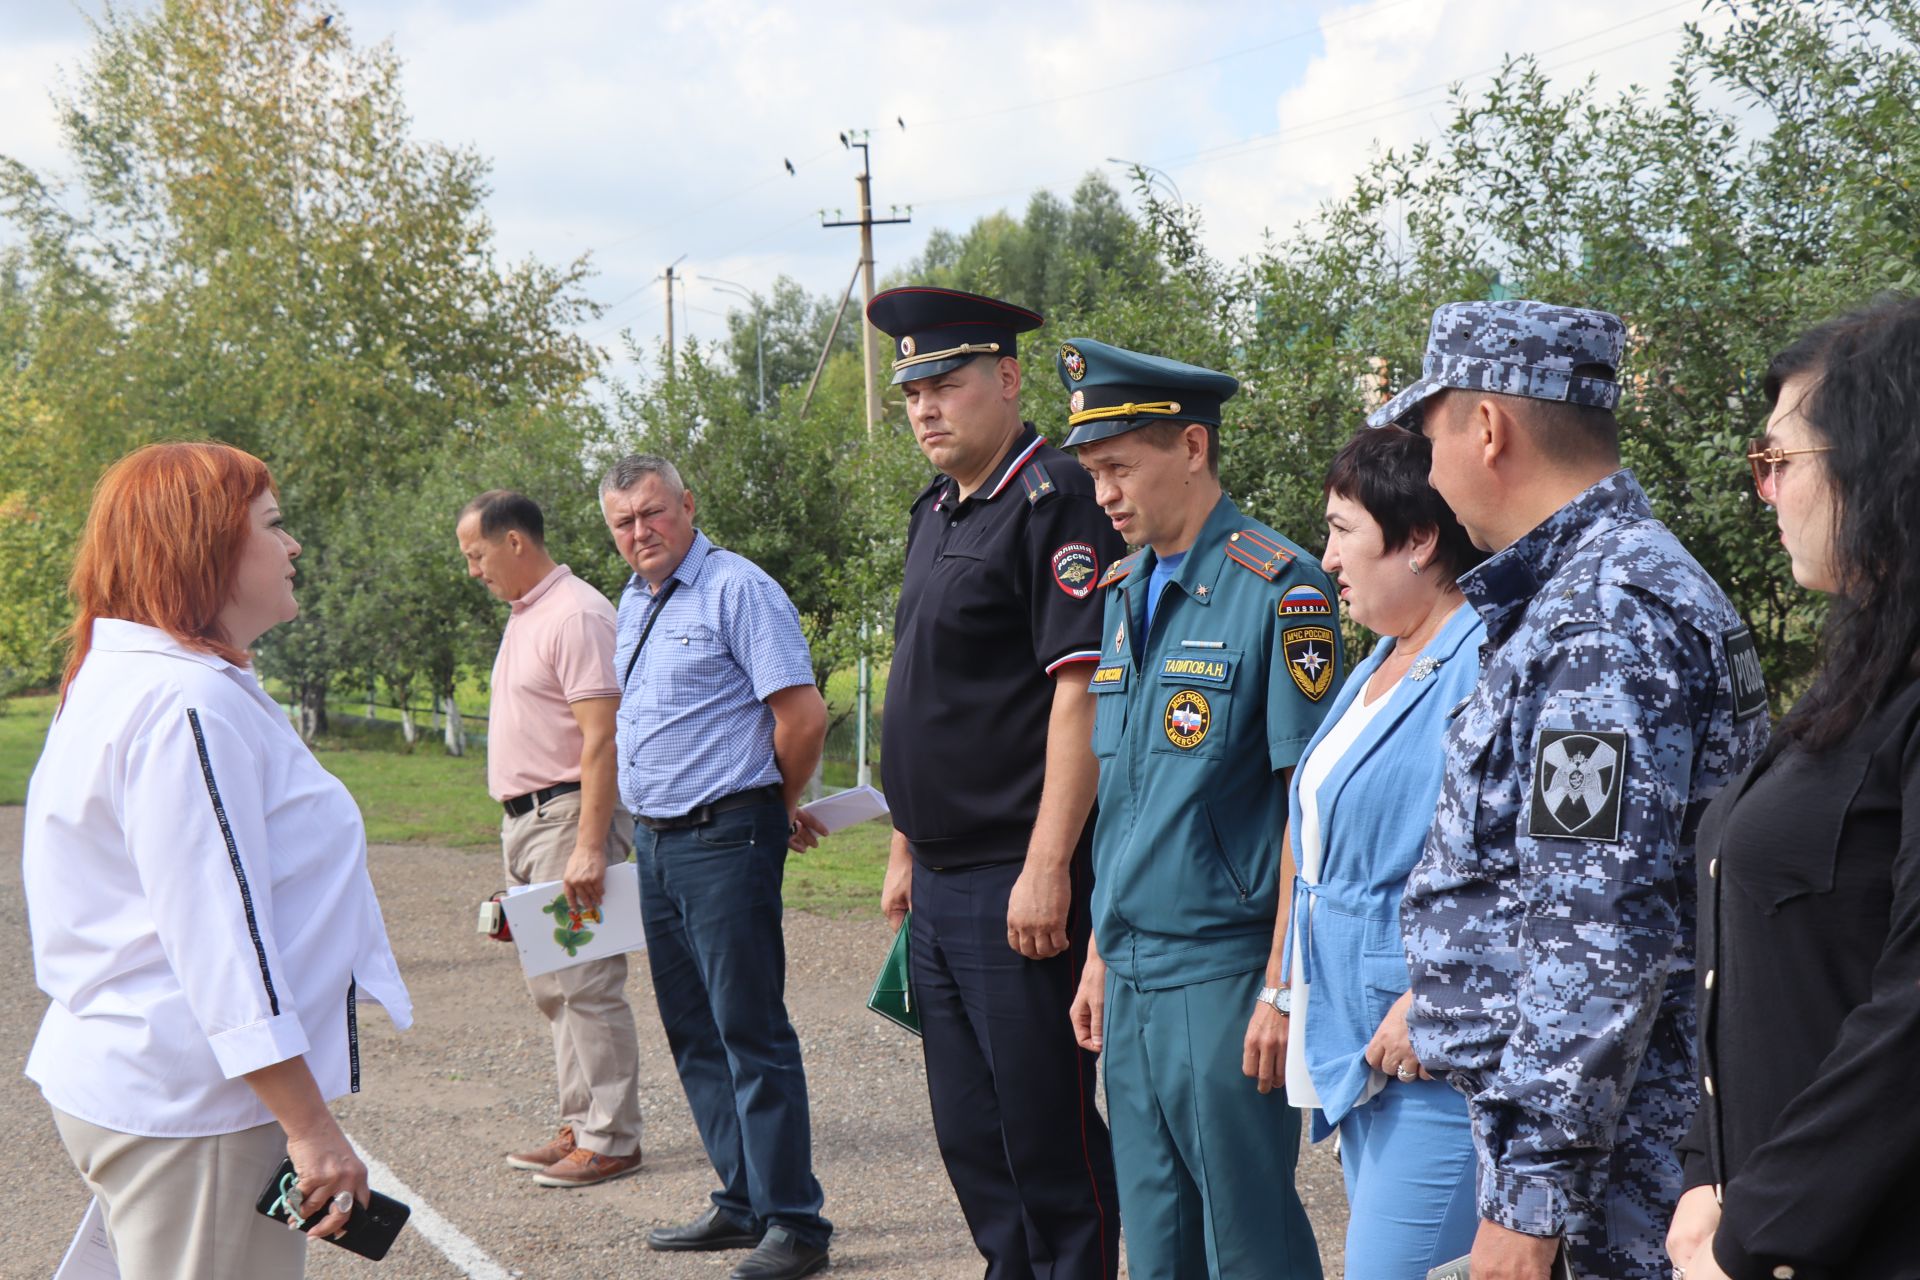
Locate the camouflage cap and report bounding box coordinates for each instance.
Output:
[1366,299,1627,430]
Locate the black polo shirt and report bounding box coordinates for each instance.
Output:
[882,422,1125,867]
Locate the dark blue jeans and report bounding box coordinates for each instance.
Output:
[635,800,830,1248]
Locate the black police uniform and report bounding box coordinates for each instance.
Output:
[872,286,1123,1280]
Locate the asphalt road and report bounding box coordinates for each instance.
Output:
[1,807,1350,1278]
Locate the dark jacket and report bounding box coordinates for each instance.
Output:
[1680,673,1920,1280]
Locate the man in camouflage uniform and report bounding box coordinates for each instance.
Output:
[1374,301,1771,1280]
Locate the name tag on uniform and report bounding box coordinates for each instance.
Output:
[1158,654,1233,685]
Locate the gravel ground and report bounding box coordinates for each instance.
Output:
[1,806,1350,1278]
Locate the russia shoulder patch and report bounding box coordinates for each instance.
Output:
[1051,542,1099,598]
[1278,584,1332,617]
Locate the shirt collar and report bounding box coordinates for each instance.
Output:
[631,529,714,597]
[510,563,573,613]
[1127,492,1240,611]
[937,422,1044,510]
[88,618,237,671]
[1459,469,1651,639]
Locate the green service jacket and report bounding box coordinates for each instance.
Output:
[1089,494,1344,990]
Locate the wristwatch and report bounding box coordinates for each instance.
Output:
[1255,985,1292,1015]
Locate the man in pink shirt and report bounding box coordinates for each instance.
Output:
[457,490,643,1188]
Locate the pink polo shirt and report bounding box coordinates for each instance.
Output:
[486,564,620,801]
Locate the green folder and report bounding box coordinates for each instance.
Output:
[866,913,920,1037]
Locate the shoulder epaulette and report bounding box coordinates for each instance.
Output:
[1099,552,1141,588]
[1223,528,1296,581]
[1020,461,1058,506]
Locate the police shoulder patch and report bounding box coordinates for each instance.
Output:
[1528,728,1626,842]
[1225,528,1296,581]
[1099,553,1140,589]
[1050,541,1099,598]
[1723,625,1769,722]
[1282,625,1336,701]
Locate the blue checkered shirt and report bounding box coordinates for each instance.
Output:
[613,531,816,818]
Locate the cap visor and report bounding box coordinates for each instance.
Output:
[889,354,978,387]
[1366,377,1440,430]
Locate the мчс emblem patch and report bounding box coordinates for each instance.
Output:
[1163,689,1211,749]
[1282,625,1335,701]
[1528,728,1626,842]
[1061,342,1087,381]
[1051,542,1099,598]
[1278,584,1332,617]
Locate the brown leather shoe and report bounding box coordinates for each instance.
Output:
[506,1126,576,1171]
[532,1145,642,1188]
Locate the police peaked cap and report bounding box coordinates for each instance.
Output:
[1056,337,1239,448]
[867,286,1044,386]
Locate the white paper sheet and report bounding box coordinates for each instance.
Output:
[800,784,890,834]
[501,860,646,978]
[55,1198,118,1279]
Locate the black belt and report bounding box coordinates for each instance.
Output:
[502,780,582,818]
[637,784,783,832]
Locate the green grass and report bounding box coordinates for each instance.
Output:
[2,693,892,914]
[0,695,56,805]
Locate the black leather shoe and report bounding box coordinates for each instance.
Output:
[646,1206,763,1252]
[728,1227,830,1279]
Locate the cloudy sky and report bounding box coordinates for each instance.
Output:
[1,0,1729,381]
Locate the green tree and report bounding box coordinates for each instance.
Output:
[0,0,602,725]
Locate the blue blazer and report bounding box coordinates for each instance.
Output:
[1284,603,1485,1135]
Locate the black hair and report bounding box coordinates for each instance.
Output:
[460,489,546,545]
[1324,426,1487,589]
[1767,294,1920,750]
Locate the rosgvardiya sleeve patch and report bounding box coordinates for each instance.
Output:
[1527,726,1627,841]
[1050,542,1100,599]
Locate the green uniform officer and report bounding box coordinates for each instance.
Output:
[1061,339,1340,1279]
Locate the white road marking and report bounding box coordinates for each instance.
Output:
[347,1133,512,1280]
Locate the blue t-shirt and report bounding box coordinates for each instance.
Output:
[1146,551,1186,632]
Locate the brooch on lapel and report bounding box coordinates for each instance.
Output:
[1409,656,1442,682]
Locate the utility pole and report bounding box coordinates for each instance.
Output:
[822,131,910,787]
[662,253,687,379]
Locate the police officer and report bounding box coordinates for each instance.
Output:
[1376,301,1770,1280]
[869,287,1122,1280]
[1061,338,1339,1280]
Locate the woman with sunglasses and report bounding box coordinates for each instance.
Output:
[1666,295,1920,1280]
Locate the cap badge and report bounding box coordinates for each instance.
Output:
[1061,343,1086,381]
[1069,389,1085,414]
[900,335,916,357]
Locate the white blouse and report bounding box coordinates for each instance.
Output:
[1284,664,1398,1110]
[22,620,411,1138]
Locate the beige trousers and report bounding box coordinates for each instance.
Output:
[502,788,643,1156]
[53,1108,306,1280]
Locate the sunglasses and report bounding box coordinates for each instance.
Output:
[1746,439,1832,494]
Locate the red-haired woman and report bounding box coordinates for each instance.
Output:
[21,442,410,1279]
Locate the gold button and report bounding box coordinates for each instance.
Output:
[1710,857,1720,877]
[1230,533,1241,542]
[1704,1075,1715,1096]
[1773,1268,1795,1279]
[1705,969,1716,990]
